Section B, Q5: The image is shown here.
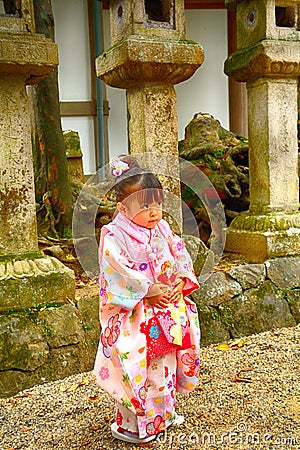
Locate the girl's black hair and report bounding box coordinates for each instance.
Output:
[112,155,163,204]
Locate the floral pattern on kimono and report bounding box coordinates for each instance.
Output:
[94,213,201,432]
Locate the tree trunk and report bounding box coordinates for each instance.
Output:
[30,0,72,238]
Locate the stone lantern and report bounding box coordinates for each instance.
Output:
[96,0,204,230]
[224,0,300,262]
[0,1,75,312]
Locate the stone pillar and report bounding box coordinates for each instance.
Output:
[0,76,39,256]
[224,0,300,262]
[64,130,85,184]
[0,2,75,311]
[96,0,204,230]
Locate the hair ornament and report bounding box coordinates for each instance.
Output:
[110,157,130,177]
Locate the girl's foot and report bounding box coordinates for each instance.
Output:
[111,422,157,444]
[167,412,185,427]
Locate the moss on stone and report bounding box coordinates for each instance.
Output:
[0,250,44,263]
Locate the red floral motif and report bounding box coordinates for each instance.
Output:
[131,397,141,409]
[140,321,146,334]
[144,314,178,360]
[146,415,166,436]
[157,261,176,285]
[101,313,121,351]
[131,396,145,415]
[181,352,200,377]
[116,408,123,426]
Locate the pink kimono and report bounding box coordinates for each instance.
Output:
[94,213,200,438]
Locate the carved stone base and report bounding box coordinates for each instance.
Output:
[0,255,75,312]
[225,212,300,263]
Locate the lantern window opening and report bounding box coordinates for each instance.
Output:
[144,0,174,29]
[0,0,22,17]
[275,4,297,29]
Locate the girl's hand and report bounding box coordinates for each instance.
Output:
[145,283,170,309]
[169,278,185,303]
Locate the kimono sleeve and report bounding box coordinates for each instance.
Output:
[169,231,199,297]
[99,229,153,310]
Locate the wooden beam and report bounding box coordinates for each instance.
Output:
[185,2,225,8]
[102,2,226,10]
[227,11,248,137]
[60,101,96,117]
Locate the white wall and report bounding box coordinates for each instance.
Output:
[53,5,228,172]
[52,0,96,174]
[102,11,128,159]
[103,9,229,156]
[176,10,229,140]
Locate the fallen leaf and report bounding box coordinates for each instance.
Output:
[6,447,24,450]
[236,338,247,347]
[231,368,253,383]
[65,254,76,261]
[15,393,33,398]
[88,395,99,402]
[60,378,89,392]
[104,415,111,422]
[90,424,102,431]
[231,338,247,349]
[68,383,81,392]
[231,376,252,383]
[217,343,232,351]
[59,385,69,392]
[67,297,76,306]
[239,367,254,373]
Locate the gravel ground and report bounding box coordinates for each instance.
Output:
[0,325,299,450]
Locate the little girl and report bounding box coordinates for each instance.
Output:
[94,156,200,444]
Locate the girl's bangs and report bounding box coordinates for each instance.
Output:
[136,188,163,205]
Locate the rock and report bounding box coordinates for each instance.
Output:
[0,256,75,311]
[64,130,85,183]
[182,234,214,278]
[227,281,296,338]
[0,370,32,399]
[40,344,92,381]
[0,316,49,371]
[285,289,300,324]
[179,112,250,243]
[265,257,300,289]
[37,304,85,349]
[198,304,231,347]
[77,294,100,348]
[192,271,242,306]
[228,263,265,289]
[0,343,91,399]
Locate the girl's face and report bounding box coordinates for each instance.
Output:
[118,191,163,229]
